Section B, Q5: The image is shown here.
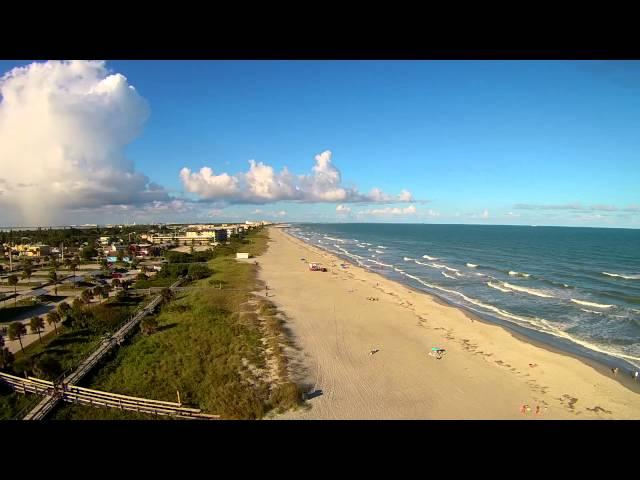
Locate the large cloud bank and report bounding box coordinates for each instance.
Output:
[180,150,413,205]
[0,60,168,224]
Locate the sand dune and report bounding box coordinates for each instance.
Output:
[259,228,640,420]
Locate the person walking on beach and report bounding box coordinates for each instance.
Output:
[612,367,619,376]
[634,371,639,381]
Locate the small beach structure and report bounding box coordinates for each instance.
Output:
[236,252,250,259]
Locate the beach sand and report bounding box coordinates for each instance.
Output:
[258,227,640,419]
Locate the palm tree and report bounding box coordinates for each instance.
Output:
[46,311,61,335]
[29,316,45,344]
[7,274,18,306]
[48,269,58,295]
[57,302,71,324]
[70,261,78,288]
[8,322,27,353]
[0,334,14,370]
[22,265,33,284]
[81,289,93,304]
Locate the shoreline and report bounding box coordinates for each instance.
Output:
[286,228,640,395]
[259,226,640,419]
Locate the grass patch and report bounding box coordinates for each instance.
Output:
[53,227,303,420]
[0,296,147,419]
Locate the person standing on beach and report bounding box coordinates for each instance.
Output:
[634,371,639,381]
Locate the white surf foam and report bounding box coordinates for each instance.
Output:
[366,258,393,268]
[466,263,478,268]
[377,246,387,249]
[430,263,459,273]
[403,257,413,261]
[580,308,604,315]
[502,282,553,298]
[441,272,456,280]
[571,299,615,309]
[487,281,512,293]
[399,272,640,367]
[508,271,530,278]
[422,255,438,260]
[602,272,640,280]
[375,250,385,254]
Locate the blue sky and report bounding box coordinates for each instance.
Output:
[0,60,638,227]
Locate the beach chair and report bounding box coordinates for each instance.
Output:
[428,347,446,359]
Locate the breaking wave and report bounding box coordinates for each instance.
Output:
[570,299,615,309]
[366,258,393,268]
[398,272,640,366]
[508,271,530,278]
[580,308,604,315]
[602,272,640,280]
[466,263,478,268]
[502,282,554,298]
[487,281,512,293]
[431,263,459,273]
[441,272,456,280]
[422,255,438,260]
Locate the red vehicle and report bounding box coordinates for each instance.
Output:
[111,273,123,279]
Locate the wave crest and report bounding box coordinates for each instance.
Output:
[570,299,614,309]
[502,282,554,298]
[602,272,640,280]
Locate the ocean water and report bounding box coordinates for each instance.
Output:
[288,223,640,370]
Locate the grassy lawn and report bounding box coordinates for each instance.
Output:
[133,276,178,289]
[54,228,304,420]
[0,296,147,420]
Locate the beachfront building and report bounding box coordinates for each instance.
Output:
[149,228,227,246]
[15,244,51,257]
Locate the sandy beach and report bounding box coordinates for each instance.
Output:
[258,227,640,419]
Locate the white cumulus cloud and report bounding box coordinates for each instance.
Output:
[180,150,413,205]
[0,60,169,225]
[359,204,417,216]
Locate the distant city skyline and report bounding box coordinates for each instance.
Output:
[0,60,638,228]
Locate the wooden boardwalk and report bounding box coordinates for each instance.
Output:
[9,278,218,420]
